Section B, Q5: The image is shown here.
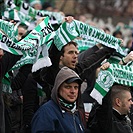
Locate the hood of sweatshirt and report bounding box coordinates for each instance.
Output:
[51,66,82,107]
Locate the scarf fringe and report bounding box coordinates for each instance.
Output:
[32,56,52,72]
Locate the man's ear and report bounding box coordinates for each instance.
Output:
[115,98,121,107]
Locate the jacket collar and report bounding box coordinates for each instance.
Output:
[113,108,126,120]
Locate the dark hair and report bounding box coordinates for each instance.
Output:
[111,84,131,103]
[18,23,28,30]
[60,41,78,56]
[113,30,122,37]
[42,2,53,10]
[103,27,110,32]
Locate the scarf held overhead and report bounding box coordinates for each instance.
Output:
[54,20,126,56]
[0,17,54,72]
[90,63,133,104]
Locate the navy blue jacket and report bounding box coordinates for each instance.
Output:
[31,100,84,133]
[31,67,86,133]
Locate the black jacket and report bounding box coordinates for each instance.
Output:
[0,52,21,133]
[87,90,133,133]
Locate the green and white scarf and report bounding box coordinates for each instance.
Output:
[90,63,133,104]
[54,20,126,56]
[0,19,15,40]
[6,0,64,24]
[2,73,12,93]
[74,39,97,52]
[0,16,54,72]
[3,8,32,26]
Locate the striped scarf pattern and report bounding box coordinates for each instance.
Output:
[0,17,54,72]
[6,0,64,24]
[54,20,126,56]
[90,63,133,104]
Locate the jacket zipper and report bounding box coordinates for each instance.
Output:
[73,113,78,133]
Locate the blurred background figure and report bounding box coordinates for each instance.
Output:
[30,0,42,10]
[17,23,28,41]
[78,15,87,23]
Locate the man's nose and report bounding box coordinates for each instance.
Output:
[70,87,76,92]
[73,53,78,58]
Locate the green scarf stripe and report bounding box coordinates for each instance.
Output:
[9,47,22,55]
[54,30,68,50]
[9,9,14,19]
[75,20,125,55]
[29,7,36,18]
[5,0,16,9]
[91,63,133,104]
[106,67,113,74]
[116,25,133,30]
[57,28,67,43]
[0,19,15,39]
[0,17,53,71]
[124,24,133,29]
[57,24,70,44]
[111,64,133,85]
[35,18,52,33]
[128,66,132,71]
[43,33,53,44]
[35,24,42,32]
[129,66,132,71]
[112,63,118,68]
[0,31,23,55]
[60,27,70,43]
[54,35,65,50]
[62,22,78,40]
[10,0,64,23]
[3,8,32,25]
[107,55,122,64]
[2,73,10,85]
[41,32,55,45]
[75,39,96,51]
[94,83,108,97]
[16,17,51,50]
[18,11,31,23]
[47,40,53,48]
[54,20,126,56]
[54,21,78,50]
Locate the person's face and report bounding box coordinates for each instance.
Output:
[119,91,133,115]
[17,27,27,41]
[60,44,79,69]
[59,82,79,103]
[33,3,42,10]
[0,49,4,59]
[115,33,123,39]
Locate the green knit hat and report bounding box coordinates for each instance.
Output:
[30,0,41,7]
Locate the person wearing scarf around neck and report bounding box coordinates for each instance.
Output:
[31,66,86,133]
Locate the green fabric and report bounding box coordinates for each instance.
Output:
[54,19,126,56]
[90,63,133,104]
[0,17,54,72]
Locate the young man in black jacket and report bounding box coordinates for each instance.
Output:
[34,41,115,101]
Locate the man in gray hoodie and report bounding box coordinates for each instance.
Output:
[31,66,86,133]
